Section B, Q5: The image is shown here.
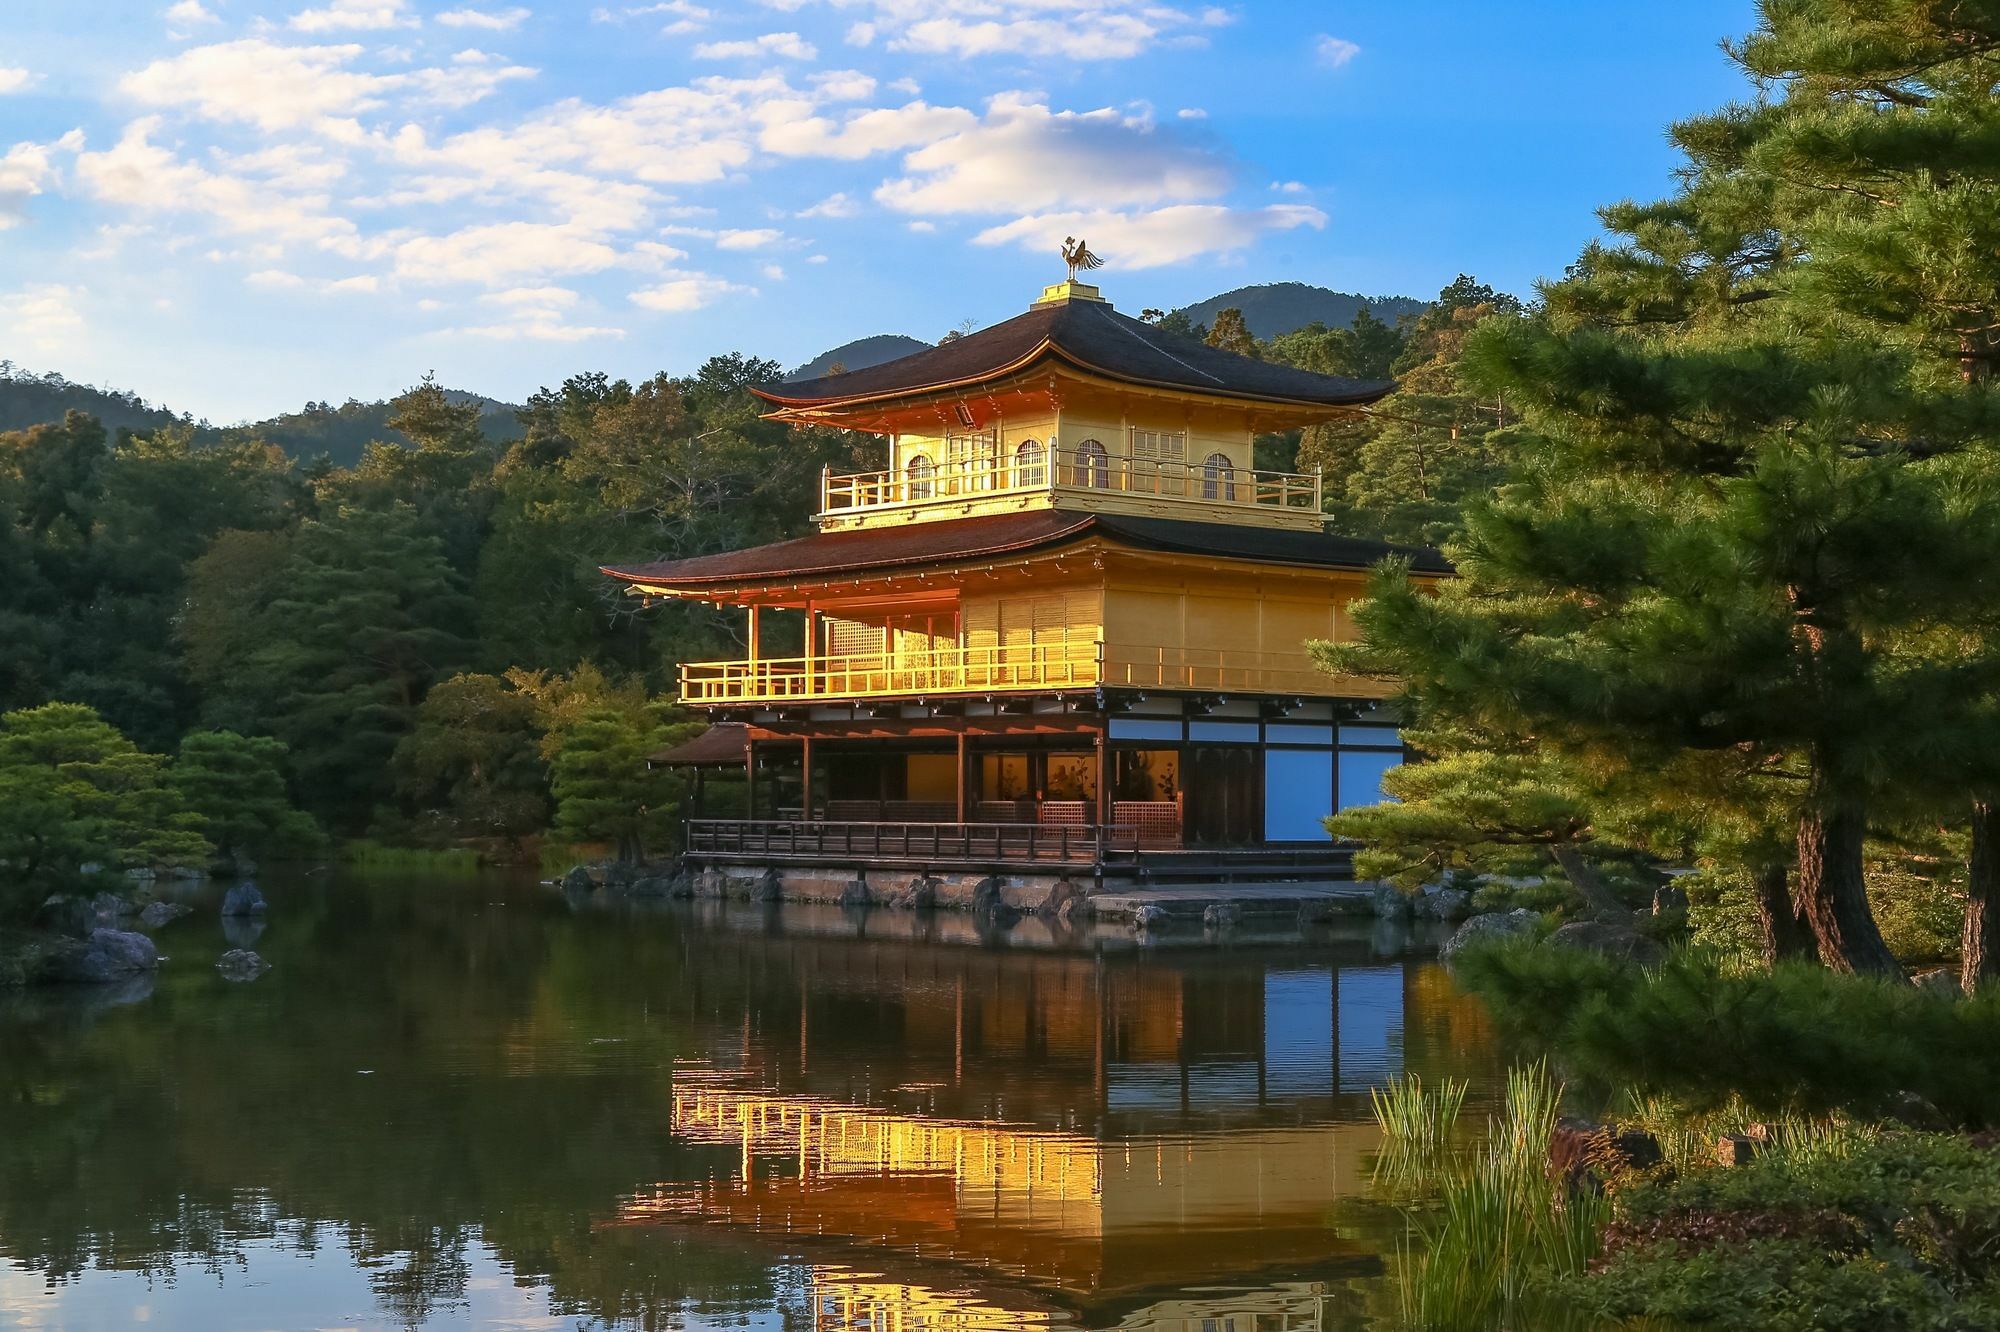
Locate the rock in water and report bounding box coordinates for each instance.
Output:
[35,894,97,940]
[220,883,267,918]
[1440,909,1539,960]
[92,891,137,921]
[1371,881,1415,923]
[837,878,871,908]
[138,901,193,929]
[1419,887,1473,921]
[46,929,159,984]
[560,866,595,894]
[215,949,270,982]
[1132,904,1169,932]
[1203,902,1242,931]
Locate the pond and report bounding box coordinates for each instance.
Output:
[0,872,1507,1330]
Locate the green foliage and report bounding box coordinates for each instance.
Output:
[340,839,485,875]
[0,703,208,912]
[1203,307,1258,358]
[171,730,323,863]
[1371,1073,1470,1187]
[548,704,699,860]
[392,673,548,844]
[1456,942,2000,1127]
[1576,1134,2000,1332]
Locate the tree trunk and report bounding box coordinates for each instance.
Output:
[1795,808,1904,980]
[1750,862,1817,966]
[1550,844,1631,920]
[1963,799,2000,994]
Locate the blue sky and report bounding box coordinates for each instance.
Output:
[0,0,1754,423]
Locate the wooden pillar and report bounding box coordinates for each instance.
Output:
[801,735,815,820]
[803,598,816,697]
[1094,728,1109,828]
[747,604,761,662]
[694,768,706,820]
[745,740,758,819]
[956,731,969,824]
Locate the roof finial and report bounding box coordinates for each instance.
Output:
[1061,236,1105,281]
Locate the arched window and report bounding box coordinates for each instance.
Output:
[1015,439,1046,487]
[907,453,934,500]
[1074,439,1110,489]
[1202,451,1236,501]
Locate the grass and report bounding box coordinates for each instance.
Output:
[1371,1061,1613,1331]
[340,839,486,875]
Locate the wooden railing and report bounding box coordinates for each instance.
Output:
[818,448,1321,518]
[678,641,1380,704]
[680,640,1099,704]
[687,819,1143,864]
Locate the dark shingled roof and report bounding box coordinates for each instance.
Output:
[754,298,1393,410]
[603,509,1447,588]
[648,722,750,767]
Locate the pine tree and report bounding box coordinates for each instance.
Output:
[1203,308,1258,359]
[1328,1,2000,978]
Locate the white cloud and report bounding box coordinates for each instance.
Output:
[1176,107,1206,119]
[806,252,828,263]
[437,6,531,30]
[0,68,38,95]
[630,270,751,311]
[694,31,816,59]
[845,21,875,45]
[907,220,935,233]
[876,97,1229,216]
[760,262,785,279]
[847,2,1221,60]
[796,191,857,218]
[405,49,537,108]
[975,203,1325,268]
[1315,35,1360,68]
[120,39,397,131]
[394,221,623,283]
[0,135,80,228]
[77,118,358,245]
[482,284,578,307]
[247,267,379,293]
[1270,179,1308,194]
[165,0,220,36]
[716,227,780,249]
[760,98,975,160]
[289,0,416,31]
[1,284,85,351]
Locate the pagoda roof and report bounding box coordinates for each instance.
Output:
[603,509,1447,590]
[753,297,1393,412]
[648,722,750,767]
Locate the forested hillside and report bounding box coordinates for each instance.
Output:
[0,363,187,436]
[1178,283,1427,340]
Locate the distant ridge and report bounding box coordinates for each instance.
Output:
[239,391,523,468]
[0,363,188,437]
[1176,282,1427,340]
[789,334,930,381]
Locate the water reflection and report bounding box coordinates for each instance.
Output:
[0,874,1499,1329]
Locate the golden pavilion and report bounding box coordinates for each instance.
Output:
[606,276,1446,878]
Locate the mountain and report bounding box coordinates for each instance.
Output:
[235,392,523,468]
[788,334,931,381]
[0,364,189,437]
[1175,283,1428,340]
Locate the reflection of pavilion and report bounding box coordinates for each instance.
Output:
[620,1082,1381,1325]
[668,914,1463,1136]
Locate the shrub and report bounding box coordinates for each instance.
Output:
[1454,942,2000,1128]
[1574,1135,2000,1331]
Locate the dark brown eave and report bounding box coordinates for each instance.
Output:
[602,510,1449,594]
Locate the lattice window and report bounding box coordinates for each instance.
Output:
[825,618,882,657]
[1131,429,1187,464]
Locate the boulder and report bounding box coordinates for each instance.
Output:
[1651,881,1690,926]
[1418,887,1473,921]
[44,928,159,984]
[92,891,136,921]
[628,876,673,897]
[560,866,595,894]
[695,869,729,899]
[1371,882,1415,923]
[220,883,267,918]
[215,949,270,982]
[1038,878,1086,918]
[1052,893,1091,928]
[1546,918,1664,965]
[1913,967,1962,998]
[1132,904,1169,932]
[35,894,97,940]
[893,876,939,911]
[124,867,158,884]
[1715,1133,1762,1167]
[1440,908,1539,961]
[137,901,193,929]
[1202,902,1242,931]
[837,878,871,908]
[750,868,782,902]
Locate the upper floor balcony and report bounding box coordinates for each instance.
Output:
[816,446,1325,532]
[678,640,1387,707]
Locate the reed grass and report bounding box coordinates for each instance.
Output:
[341,839,485,875]
[1371,1073,1470,1190]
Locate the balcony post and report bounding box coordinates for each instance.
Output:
[745,740,758,819]
[801,735,814,820]
[955,730,969,824]
[1094,727,1109,829]
[803,597,816,697]
[747,604,760,665]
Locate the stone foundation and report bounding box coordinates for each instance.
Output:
[692,865,1082,913]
